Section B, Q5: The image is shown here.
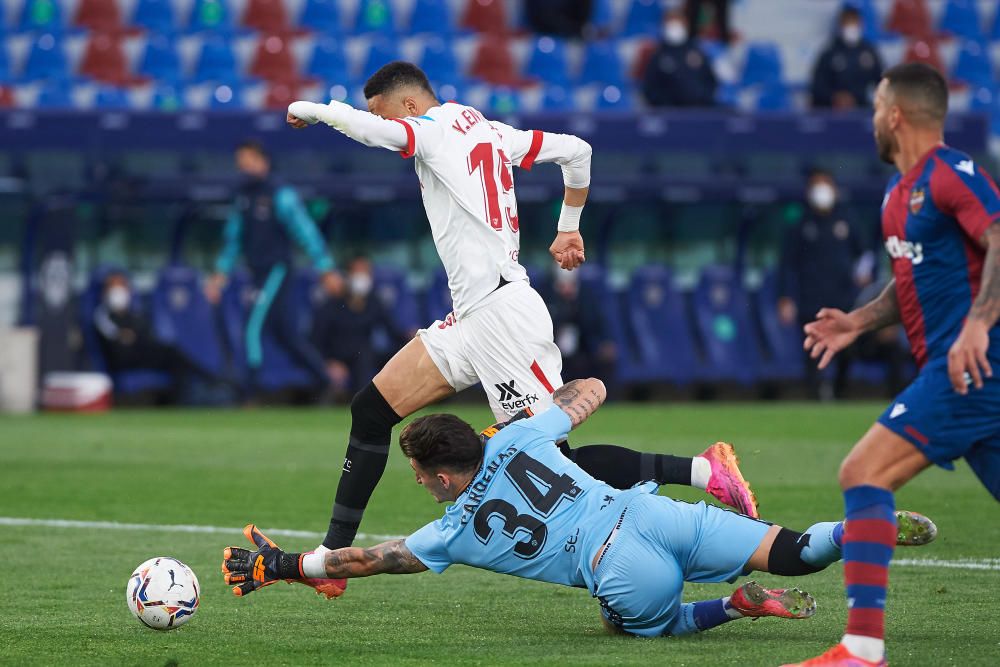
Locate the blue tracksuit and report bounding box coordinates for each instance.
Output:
[216,176,334,389]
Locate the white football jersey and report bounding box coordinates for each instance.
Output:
[395,103,589,317]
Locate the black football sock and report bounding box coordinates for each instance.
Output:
[323,382,402,550]
[558,442,693,489]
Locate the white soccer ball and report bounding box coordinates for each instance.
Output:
[126,557,201,630]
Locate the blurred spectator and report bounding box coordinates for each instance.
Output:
[523,0,592,38]
[809,5,883,109]
[206,140,342,398]
[641,9,718,108]
[311,257,408,398]
[851,278,911,397]
[686,0,731,44]
[549,268,617,385]
[94,272,224,391]
[777,169,875,400]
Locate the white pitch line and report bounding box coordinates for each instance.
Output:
[2,517,999,572]
[0,517,405,542]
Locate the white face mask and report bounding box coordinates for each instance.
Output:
[808,183,837,212]
[348,273,372,297]
[664,21,688,45]
[106,285,131,312]
[841,23,862,46]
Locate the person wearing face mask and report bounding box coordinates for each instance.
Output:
[310,257,409,399]
[641,9,718,108]
[93,272,224,396]
[206,140,342,399]
[809,5,883,110]
[777,170,875,400]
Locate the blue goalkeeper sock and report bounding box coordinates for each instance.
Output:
[800,521,845,569]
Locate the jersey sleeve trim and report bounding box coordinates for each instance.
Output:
[519,130,544,170]
[392,118,416,159]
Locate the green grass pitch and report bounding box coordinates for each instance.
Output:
[1,403,998,666]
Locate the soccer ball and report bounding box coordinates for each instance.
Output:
[126,557,200,630]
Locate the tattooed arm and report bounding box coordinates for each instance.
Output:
[850,278,902,332]
[321,539,428,578]
[552,377,607,429]
[948,222,999,394]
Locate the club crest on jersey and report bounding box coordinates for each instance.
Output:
[909,188,925,214]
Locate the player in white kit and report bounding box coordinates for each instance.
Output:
[259,62,757,599]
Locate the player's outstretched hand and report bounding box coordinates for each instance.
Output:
[222,524,302,597]
[550,231,586,270]
[803,308,860,370]
[947,320,992,394]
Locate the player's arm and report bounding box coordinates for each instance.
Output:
[206,208,243,303]
[495,122,592,270]
[803,279,900,369]
[286,100,411,154]
[314,539,429,578]
[551,377,607,429]
[968,222,1000,329]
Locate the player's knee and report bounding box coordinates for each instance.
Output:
[838,455,867,489]
[349,383,402,441]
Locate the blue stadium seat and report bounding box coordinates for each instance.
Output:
[299,0,341,33]
[525,36,570,86]
[419,37,461,84]
[151,266,226,378]
[363,37,401,77]
[372,265,420,334]
[409,0,453,34]
[35,78,73,107]
[17,0,64,33]
[991,4,1000,39]
[79,267,173,394]
[618,265,699,385]
[191,35,238,82]
[951,40,994,87]
[433,80,463,103]
[151,80,186,110]
[590,0,615,33]
[220,270,313,391]
[741,42,784,87]
[969,85,994,111]
[938,0,983,40]
[0,44,9,83]
[578,40,624,86]
[21,32,68,82]
[188,0,234,33]
[320,80,352,103]
[691,265,761,385]
[756,83,792,111]
[753,271,803,381]
[307,36,350,82]
[93,85,131,109]
[595,83,633,111]
[540,84,574,111]
[208,80,243,108]
[489,86,521,113]
[131,0,176,34]
[622,0,662,37]
[355,0,395,35]
[139,34,182,80]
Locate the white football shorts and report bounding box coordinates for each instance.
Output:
[417,279,564,421]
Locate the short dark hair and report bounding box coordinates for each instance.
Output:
[236,139,269,160]
[399,414,482,474]
[882,62,948,125]
[839,6,861,22]
[364,61,435,100]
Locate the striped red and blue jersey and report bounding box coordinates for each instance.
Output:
[880,145,1000,368]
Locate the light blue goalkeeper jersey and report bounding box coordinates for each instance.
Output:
[405,407,658,592]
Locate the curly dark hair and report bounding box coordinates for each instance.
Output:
[398,414,482,474]
[363,61,436,100]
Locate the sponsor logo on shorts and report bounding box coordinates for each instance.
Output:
[495,380,538,412]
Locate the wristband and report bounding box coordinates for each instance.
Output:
[557,203,583,233]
